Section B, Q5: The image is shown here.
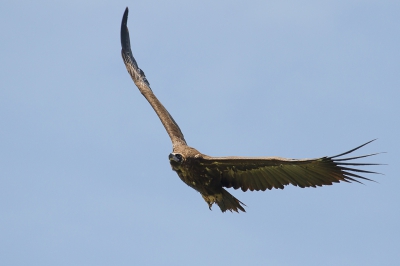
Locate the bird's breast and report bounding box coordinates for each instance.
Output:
[169,161,221,194]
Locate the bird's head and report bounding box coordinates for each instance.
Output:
[169,153,184,164]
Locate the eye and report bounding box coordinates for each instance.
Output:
[175,154,183,161]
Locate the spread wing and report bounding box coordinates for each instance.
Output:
[120,7,187,149]
[199,140,381,191]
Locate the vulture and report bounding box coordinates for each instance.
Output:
[120,7,381,213]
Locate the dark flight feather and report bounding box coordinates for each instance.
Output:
[196,140,381,193]
[120,7,383,213]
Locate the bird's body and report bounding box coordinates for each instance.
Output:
[169,148,247,212]
[120,7,381,213]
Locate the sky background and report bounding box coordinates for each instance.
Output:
[1,1,399,265]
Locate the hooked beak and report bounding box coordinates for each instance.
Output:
[169,153,181,162]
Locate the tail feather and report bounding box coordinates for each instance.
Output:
[201,189,246,213]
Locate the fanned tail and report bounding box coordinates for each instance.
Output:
[202,189,246,213]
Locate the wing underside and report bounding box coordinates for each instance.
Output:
[200,140,381,191]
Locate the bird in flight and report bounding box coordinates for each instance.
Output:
[120,7,380,213]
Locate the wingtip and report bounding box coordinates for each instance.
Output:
[121,7,131,52]
[330,139,378,159]
[122,7,129,27]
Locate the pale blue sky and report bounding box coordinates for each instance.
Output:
[1,1,399,265]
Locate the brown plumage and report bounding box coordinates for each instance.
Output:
[120,7,381,213]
